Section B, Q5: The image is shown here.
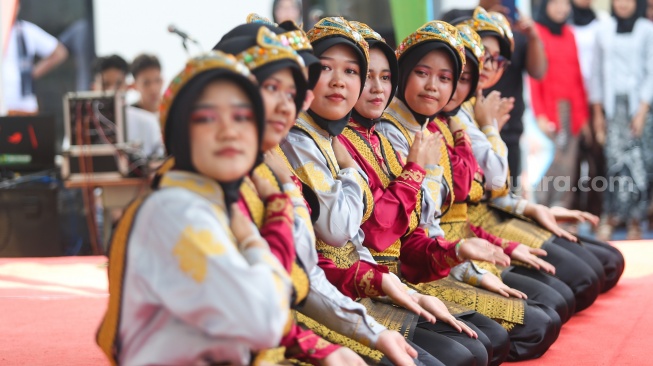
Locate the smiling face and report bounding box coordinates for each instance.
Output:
[478,36,505,89]
[403,49,455,117]
[189,79,259,181]
[259,68,297,150]
[310,44,362,120]
[354,47,393,119]
[443,61,473,113]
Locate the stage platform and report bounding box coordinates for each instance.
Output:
[0,241,651,365]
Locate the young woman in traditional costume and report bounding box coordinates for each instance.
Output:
[214,20,433,366]
[97,51,294,365]
[375,19,559,361]
[337,20,519,366]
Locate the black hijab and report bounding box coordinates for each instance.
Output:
[352,39,399,129]
[213,23,308,113]
[612,0,646,33]
[535,0,566,35]
[397,42,462,125]
[164,67,265,208]
[571,1,597,26]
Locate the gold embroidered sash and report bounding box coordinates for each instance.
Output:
[97,196,149,365]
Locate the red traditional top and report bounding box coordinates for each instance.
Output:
[237,192,339,362]
[290,172,389,301]
[427,117,477,202]
[436,117,520,256]
[529,23,588,135]
[338,119,462,284]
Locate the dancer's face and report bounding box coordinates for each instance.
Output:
[189,79,259,181]
[403,49,455,117]
[354,48,393,119]
[259,68,297,150]
[310,44,362,120]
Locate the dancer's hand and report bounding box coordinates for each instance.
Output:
[375,330,418,366]
[229,204,267,252]
[411,293,478,338]
[263,150,293,185]
[480,272,528,299]
[406,132,428,167]
[510,244,555,275]
[525,203,578,242]
[251,171,281,200]
[474,90,501,127]
[424,132,443,167]
[319,347,366,366]
[550,206,600,227]
[332,137,358,170]
[497,97,515,130]
[458,238,511,267]
[382,273,436,324]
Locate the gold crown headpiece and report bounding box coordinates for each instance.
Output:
[455,24,485,70]
[235,27,305,73]
[488,11,515,53]
[396,20,466,73]
[306,17,370,68]
[349,21,384,42]
[461,7,505,39]
[159,50,254,135]
[246,13,313,52]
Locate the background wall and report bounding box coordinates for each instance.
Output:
[94,0,273,88]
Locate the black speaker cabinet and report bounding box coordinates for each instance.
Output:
[0,187,64,257]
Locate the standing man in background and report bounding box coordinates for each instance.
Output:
[2,2,68,115]
[442,0,548,193]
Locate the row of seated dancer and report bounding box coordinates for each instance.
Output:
[97,7,625,366]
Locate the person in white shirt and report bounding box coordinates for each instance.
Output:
[1,4,68,114]
[92,54,164,158]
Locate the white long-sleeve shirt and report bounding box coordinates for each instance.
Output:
[117,171,292,366]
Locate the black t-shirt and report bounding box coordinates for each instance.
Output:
[488,31,528,143]
[441,8,528,144]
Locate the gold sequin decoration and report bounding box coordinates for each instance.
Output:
[411,277,525,328]
[469,204,549,249]
[315,240,360,269]
[295,313,384,362]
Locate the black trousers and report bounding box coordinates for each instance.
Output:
[502,268,573,324]
[506,301,560,361]
[550,236,607,292]
[413,316,489,366]
[576,234,625,293]
[458,311,510,366]
[535,241,601,312]
[413,310,511,366]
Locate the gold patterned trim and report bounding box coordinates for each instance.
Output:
[294,112,338,178]
[411,277,524,327]
[97,195,149,365]
[316,240,360,269]
[240,178,265,228]
[295,312,384,362]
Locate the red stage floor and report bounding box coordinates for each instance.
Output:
[0,241,651,365]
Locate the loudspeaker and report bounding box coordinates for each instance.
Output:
[0,186,64,257]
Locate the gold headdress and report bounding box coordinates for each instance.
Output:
[349,21,384,42]
[159,51,254,134]
[235,26,305,72]
[246,13,313,53]
[456,24,485,70]
[395,20,466,73]
[306,16,370,65]
[488,11,515,53]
